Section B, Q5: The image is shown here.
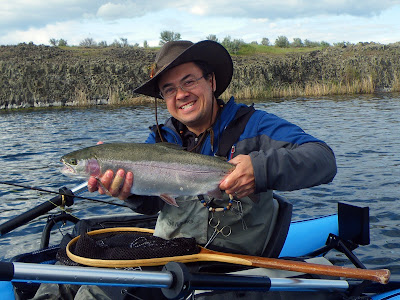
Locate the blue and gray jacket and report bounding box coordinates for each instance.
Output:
[126,97,337,256]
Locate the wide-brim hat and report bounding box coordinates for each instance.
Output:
[133,40,233,99]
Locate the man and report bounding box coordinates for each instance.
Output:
[88,40,337,257]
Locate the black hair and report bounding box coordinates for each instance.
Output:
[193,60,213,79]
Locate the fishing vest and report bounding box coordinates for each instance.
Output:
[152,105,292,257]
[154,192,279,256]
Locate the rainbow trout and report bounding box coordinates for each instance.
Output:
[60,143,234,206]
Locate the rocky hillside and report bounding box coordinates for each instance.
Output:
[1,43,399,109]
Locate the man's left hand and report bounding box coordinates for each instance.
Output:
[219,154,255,198]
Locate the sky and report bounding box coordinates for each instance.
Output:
[1,0,400,47]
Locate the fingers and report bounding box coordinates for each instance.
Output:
[87,176,99,192]
[118,172,133,200]
[98,170,114,195]
[109,169,125,196]
[222,176,255,198]
[87,169,133,200]
[87,171,113,194]
[219,155,255,198]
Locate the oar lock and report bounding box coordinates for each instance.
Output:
[58,187,75,209]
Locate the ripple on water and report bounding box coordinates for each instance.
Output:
[0,96,399,269]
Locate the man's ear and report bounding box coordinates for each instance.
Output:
[209,72,216,92]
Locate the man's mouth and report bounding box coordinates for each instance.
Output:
[179,101,195,110]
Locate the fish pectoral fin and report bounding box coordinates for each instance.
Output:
[95,178,113,197]
[160,194,179,207]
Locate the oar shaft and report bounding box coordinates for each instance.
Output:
[0,261,350,293]
[4,262,173,288]
[0,182,87,236]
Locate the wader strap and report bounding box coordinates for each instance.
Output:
[215,105,255,158]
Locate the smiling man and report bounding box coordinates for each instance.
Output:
[158,62,218,136]
[88,40,337,259]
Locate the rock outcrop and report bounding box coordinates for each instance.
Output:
[1,42,399,109]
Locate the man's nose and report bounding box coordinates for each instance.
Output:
[175,86,189,99]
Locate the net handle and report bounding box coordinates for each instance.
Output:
[66,227,390,284]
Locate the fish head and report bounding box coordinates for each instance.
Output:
[60,150,101,178]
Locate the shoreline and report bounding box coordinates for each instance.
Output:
[1,43,400,109]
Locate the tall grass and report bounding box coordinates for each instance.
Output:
[73,86,155,106]
[392,73,400,92]
[221,76,376,100]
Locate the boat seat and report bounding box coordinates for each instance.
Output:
[261,193,293,258]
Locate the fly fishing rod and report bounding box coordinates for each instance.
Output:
[0,180,132,236]
[0,181,89,236]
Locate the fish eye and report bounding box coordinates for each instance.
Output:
[69,158,77,165]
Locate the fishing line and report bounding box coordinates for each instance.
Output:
[0,181,128,208]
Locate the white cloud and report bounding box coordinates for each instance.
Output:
[96,2,148,19]
[189,5,208,16]
[0,0,399,45]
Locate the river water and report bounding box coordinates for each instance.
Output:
[0,93,399,274]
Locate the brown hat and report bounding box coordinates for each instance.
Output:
[133,40,233,98]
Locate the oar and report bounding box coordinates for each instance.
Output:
[0,261,351,295]
[0,181,88,236]
[66,227,391,284]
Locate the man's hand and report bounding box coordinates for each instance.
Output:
[87,169,134,200]
[219,154,255,199]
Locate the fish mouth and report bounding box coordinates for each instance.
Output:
[60,160,76,175]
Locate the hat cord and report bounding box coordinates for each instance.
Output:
[154,97,165,142]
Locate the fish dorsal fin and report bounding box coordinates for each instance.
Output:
[214,155,228,162]
[157,142,185,151]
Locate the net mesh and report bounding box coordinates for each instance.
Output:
[57,230,200,266]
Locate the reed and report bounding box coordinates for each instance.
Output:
[74,87,90,106]
[73,75,381,106]
[391,73,400,92]
[221,76,376,100]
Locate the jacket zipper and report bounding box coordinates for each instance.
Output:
[229,145,236,160]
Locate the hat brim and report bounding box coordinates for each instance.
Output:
[133,40,233,99]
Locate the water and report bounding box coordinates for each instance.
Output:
[0,94,399,274]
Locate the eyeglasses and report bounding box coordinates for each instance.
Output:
[159,76,204,99]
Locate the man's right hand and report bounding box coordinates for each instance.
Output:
[87,169,134,200]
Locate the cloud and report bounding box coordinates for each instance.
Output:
[96,2,150,19]
[174,0,400,19]
[3,0,399,32]
[0,0,399,45]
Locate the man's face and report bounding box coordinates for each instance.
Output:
[158,62,217,135]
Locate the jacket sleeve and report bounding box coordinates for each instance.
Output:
[124,194,164,215]
[246,112,337,192]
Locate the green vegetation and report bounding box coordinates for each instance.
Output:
[159,31,181,45]
[44,31,389,58]
[43,32,356,63]
[2,33,399,109]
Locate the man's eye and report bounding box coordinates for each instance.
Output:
[163,87,176,95]
[184,80,195,87]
